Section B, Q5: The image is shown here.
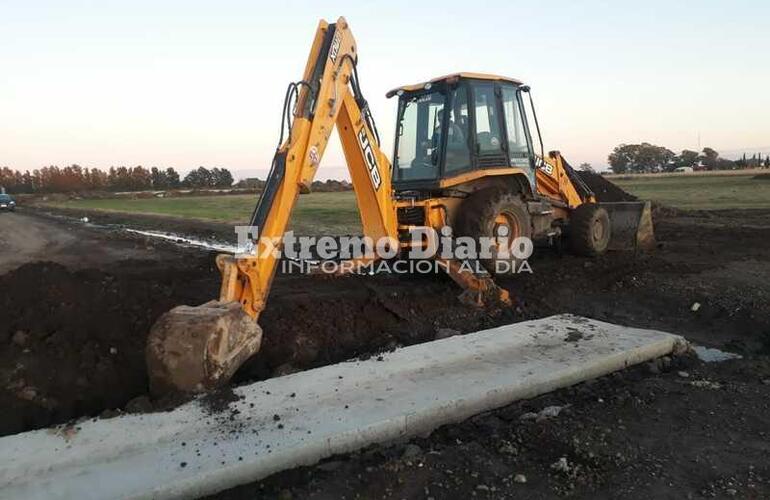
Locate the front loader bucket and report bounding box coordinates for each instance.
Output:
[599,201,656,251]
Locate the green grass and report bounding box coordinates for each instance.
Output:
[44,175,770,234]
[46,191,362,235]
[613,175,770,210]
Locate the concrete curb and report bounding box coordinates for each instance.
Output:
[0,314,686,499]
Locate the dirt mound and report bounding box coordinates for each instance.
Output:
[235,272,516,382]
[0,260,213,435]
[577,172,638,202]
[0,259,512,436]
[4,206,770,497]
[4,208,770,498]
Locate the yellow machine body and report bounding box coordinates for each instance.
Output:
[146,17,653,394]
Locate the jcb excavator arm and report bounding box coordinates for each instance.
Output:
[146,17,400,394]
[221,17,398,318]
[147,17,512,394]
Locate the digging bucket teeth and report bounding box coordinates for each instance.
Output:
[146,300,263,395]
[598,201,656,251]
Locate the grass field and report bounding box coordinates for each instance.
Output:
[46,191,362,235]
[613,174,770,209]
[43,174,770,232]
[605,168,768,180]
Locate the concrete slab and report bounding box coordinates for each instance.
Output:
[0,314,686,500]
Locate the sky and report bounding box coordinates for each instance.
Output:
[2,0,769,178]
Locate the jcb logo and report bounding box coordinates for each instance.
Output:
[329,32,342,63]
[358,128,382,190]
[539,163,554,176]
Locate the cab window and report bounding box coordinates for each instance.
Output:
[501,86,532,167]
[473,84,504,155]
[444,85,472,173]
[395,90,445,181]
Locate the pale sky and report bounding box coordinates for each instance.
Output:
[2,0,769,178]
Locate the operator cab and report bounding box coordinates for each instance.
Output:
[387,73,541,192]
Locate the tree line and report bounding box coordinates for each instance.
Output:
[608,143,770,174]
[0,165,234,194]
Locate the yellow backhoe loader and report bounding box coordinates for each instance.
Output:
[146,17,654,394]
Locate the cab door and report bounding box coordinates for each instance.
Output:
[500,85,536,186]
[469,82,508,168]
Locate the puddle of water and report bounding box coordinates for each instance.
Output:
[124,229,241,254]
[693,345,742,363]
[46,210,261,255]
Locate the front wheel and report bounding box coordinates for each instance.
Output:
[567,203,611,257]
[454,187,533,275]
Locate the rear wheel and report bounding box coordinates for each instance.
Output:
[455,187,532,275]
[567,203,611,257]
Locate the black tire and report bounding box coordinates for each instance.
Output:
[454,187,532,275]
[567,203,611,257]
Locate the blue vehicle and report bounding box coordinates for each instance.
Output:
[0,193,17,211]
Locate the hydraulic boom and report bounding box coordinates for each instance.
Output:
[146,17,510,394]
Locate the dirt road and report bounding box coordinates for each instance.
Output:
[0,210,182,273]
[1,207,769,498]
[0,212,78,273]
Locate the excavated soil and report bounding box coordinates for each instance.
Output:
[577,171,638,202]
[2,194,770,497]
[0,216,518,435]
[0,257,214,434]
[0,257,507,435]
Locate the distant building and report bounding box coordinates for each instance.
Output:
[674,166,694,173]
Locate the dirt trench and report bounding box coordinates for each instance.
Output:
[0,241,519,436]
[2,199,770,497]
[3,205,770,438]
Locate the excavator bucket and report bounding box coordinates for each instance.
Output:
[146,301,263,395]
[599,201,656,251]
